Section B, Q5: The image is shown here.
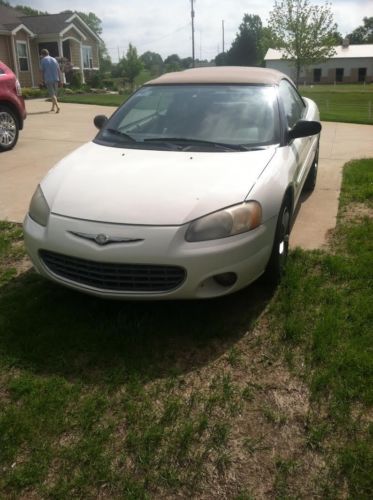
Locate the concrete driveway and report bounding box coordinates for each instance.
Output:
[1,98,373,249]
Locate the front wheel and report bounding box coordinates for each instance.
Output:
[264,201,291,285]
[0,105,19,152]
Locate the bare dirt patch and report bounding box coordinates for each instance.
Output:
[102,310,327,499]
[340,202,373,223]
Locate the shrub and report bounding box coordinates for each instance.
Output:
[84,71,103,89]
[102,79,116,90]
[21,87,48,99]
[70,70,82,89]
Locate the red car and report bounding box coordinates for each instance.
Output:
[0,60,26,151]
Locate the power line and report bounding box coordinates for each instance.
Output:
[105,23,190,53]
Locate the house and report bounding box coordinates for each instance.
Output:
[0,4,102,87]
[264,41,373,84]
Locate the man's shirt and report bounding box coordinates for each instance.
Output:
[40,56,60,83]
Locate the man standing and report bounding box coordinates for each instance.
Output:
[40,49,61,113]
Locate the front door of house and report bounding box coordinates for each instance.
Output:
[38,42,59,58]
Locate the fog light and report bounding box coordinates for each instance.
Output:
[213,272,237,287]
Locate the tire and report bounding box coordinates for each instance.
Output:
[0,105,19,152]
[264,200,291,285]
[303,142,319,192]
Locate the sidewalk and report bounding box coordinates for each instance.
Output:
[1,99,373,249]
[290,121,373,249]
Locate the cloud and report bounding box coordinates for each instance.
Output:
[8,0,373,61]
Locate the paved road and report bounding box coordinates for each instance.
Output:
[1,98,373,249]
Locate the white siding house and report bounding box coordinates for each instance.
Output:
[264,43,373,84]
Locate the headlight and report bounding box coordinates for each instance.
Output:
[185,201,262,242]
[29,185,50,227]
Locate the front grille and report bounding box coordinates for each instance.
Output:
[39,250,186,292]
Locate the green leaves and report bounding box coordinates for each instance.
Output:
[268,0,338,85]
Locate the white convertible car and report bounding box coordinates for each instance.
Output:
[24,67,321,299]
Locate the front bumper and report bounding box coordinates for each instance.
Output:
[23,213,276,299]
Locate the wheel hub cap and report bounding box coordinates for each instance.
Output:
[0,112,16,146]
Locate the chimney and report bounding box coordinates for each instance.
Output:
[342,37,350,48]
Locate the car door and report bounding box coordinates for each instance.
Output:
[278,79,309,204]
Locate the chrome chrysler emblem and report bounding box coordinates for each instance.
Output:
[95,233,110,245]
[69,231,144,245]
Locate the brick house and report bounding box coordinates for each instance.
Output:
[265,42,373,84]
[0,4,102,87]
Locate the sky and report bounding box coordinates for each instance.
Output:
[8,0,373,62]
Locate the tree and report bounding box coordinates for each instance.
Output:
[76,12,103,36]
[226,14,265,66]
[164,54,182,72]
[14,4,48,15]
[348,17,373,44]
[215,52,228,66]
[140,51,163,75]
[268,0,338,86]
[180,57,193,69]
[121,44,143,88]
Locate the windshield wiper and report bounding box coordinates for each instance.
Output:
[104,128,136,142]
[144,137,250,151]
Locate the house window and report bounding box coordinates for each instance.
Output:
[16,41,29,71]
[336,68,344,83]
[82,46,93,69]
[358,68,367,83]
[313,68,321,83]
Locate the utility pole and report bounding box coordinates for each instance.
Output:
[222,20,225,53]
[191,0,195,67]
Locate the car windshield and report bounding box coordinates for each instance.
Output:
[95,84,280,151]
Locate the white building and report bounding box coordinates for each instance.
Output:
[264,43,373,84]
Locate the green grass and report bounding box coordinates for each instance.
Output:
[301,90,373,124]
[300,82,373,124]
[300,83,373,93]
[59,93,129,107]
[270,159,373,497]
[0,159,372,497]
[59,85,373,124]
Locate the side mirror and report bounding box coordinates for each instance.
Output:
[94,115,108,130]
[288,120,321,141]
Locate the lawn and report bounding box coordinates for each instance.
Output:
[0,159,372,498]
[59,93,130,107]
[59,83,373,125]
[300,85,373,125]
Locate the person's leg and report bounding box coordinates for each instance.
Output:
[46,83,55,111]
[53,82,60,113]
[46,83,60,112]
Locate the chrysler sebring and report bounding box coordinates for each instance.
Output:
[24,67,321,299]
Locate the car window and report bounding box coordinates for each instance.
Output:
[99,84,280,150]
[279,80,305,128]
[0,68,5,75]
[119,91,172,128]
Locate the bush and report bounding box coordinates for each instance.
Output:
[84,71,103,89]
[21,87,48,99]
[70,70,82,89]
[102,79,115,90]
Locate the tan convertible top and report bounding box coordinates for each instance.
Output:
[146,66,288,86]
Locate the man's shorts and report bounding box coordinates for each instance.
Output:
[46,82,58,97]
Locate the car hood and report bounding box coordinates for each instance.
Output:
[42,142,275,225]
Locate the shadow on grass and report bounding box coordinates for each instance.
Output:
[0,270,274,387]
